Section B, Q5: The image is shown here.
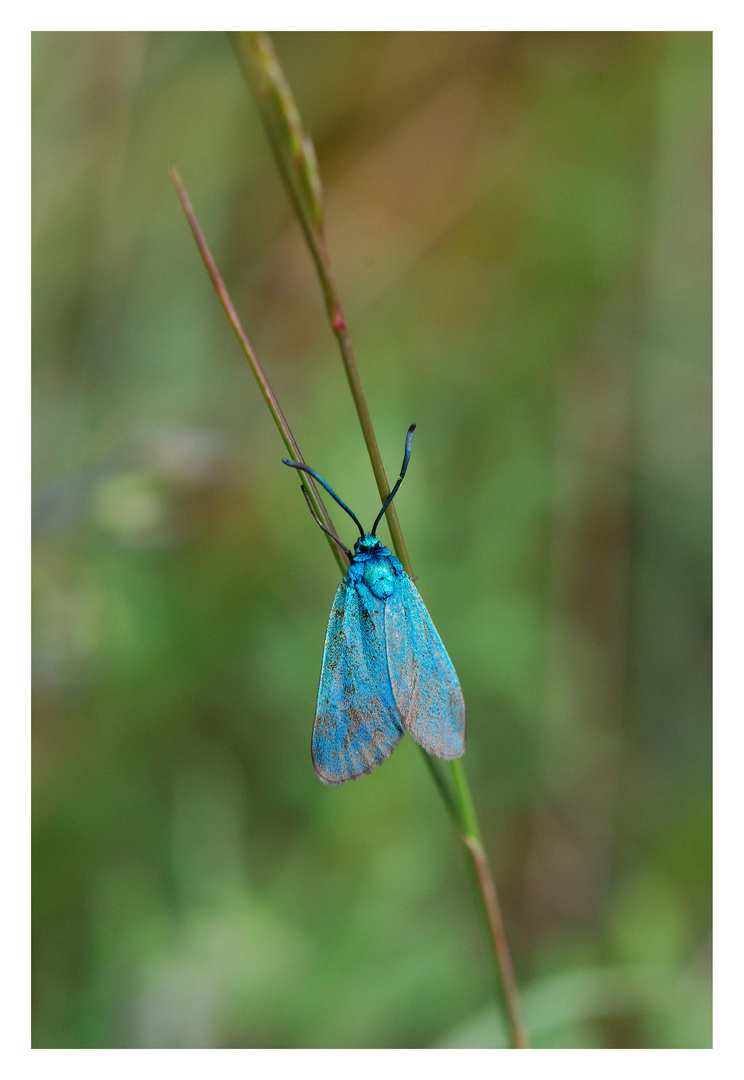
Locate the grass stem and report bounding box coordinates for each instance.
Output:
[177,31,532,1049]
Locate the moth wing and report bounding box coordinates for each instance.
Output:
[312,577,404,785]
[384,575,466,760]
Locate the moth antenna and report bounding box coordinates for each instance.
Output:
[298,484,353,562]
[371,424,416,537]
[283,458,365,539]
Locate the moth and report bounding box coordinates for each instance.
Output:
[284,426,465,784]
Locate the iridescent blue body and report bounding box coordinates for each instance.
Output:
[283,425,466,785]
[312,535,466,785]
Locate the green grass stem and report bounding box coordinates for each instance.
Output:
[176,31,531,1051]
[230,32,412,578]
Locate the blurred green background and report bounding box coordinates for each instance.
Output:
[32,32,711,1048]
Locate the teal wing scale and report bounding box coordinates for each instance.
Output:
[312,577,404,785]
[384,575,466,760]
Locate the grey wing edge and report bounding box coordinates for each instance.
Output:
[385,575,466,760]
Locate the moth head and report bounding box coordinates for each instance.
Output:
[354,534,383,556]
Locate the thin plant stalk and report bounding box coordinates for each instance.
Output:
[178,32,530,1049]
[170,165,348,578]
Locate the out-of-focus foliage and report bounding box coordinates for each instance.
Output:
[32,31,711,1048]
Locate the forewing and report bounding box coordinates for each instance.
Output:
[312,577,404,785]
[384,576,466,759]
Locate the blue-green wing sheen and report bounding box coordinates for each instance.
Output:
[384,576,466,759]
[312,576,404,785]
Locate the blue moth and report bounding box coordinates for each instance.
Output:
[284,425,465,785]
